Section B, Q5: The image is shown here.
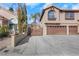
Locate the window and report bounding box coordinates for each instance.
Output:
[48,10,56,20]
[65,12,74,20]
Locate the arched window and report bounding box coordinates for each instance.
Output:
[48,10,56,20]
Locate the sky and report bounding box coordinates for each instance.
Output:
[0,3,79,24]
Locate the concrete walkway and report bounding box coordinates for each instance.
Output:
[0,37,10,50]
[0,35,79,56]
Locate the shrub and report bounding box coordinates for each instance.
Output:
[0,26,9,38]
[0,32,9,38]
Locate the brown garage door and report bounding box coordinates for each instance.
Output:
[69,26,77,35]
[47,26,67,35]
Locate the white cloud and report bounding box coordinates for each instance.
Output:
[72,4,79,9]
[26,3,39,8]
[42,3,69,10]
[26,3,37,6]
[42,3,53,9]
[61,4,68,9]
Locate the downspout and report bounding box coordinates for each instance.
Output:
[77,20,79,33]
[59,10,60,21]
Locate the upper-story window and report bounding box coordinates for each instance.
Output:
[65,12,74,20]
[48,10,56,20]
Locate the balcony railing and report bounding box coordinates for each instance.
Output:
[48,18,56,20]
[65,18,74,20]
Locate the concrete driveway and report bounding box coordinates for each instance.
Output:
[0,35,79,56]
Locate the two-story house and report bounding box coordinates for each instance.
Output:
[40,6,79,35]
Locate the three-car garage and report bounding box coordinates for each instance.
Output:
[46,25,78,35]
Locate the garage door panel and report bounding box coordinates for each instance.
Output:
[69,26,77,35]
[47,26,66,35]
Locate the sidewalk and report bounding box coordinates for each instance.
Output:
[0,37,10,50]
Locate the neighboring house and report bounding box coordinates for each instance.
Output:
[28,15,43,36]
[0,15,8,27]
[0,8,18,34]
[40,6,79,35]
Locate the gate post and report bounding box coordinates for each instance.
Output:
[77,20,79,33]
[67,25,69,35]
[10,35,15,48]
[43,24,47,35]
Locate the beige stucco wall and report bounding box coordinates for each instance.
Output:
[41,7,60,25]
[40,6,79,35]
[60,12,79,23]
[41,7,79,25]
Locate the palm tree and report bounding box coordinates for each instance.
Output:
[31,13,40,24]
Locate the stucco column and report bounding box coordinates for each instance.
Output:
[77,21,79,33]
[67,25,69,35]
[10,34,15,48]
[78,26,79,33]
[43,24,47,35]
